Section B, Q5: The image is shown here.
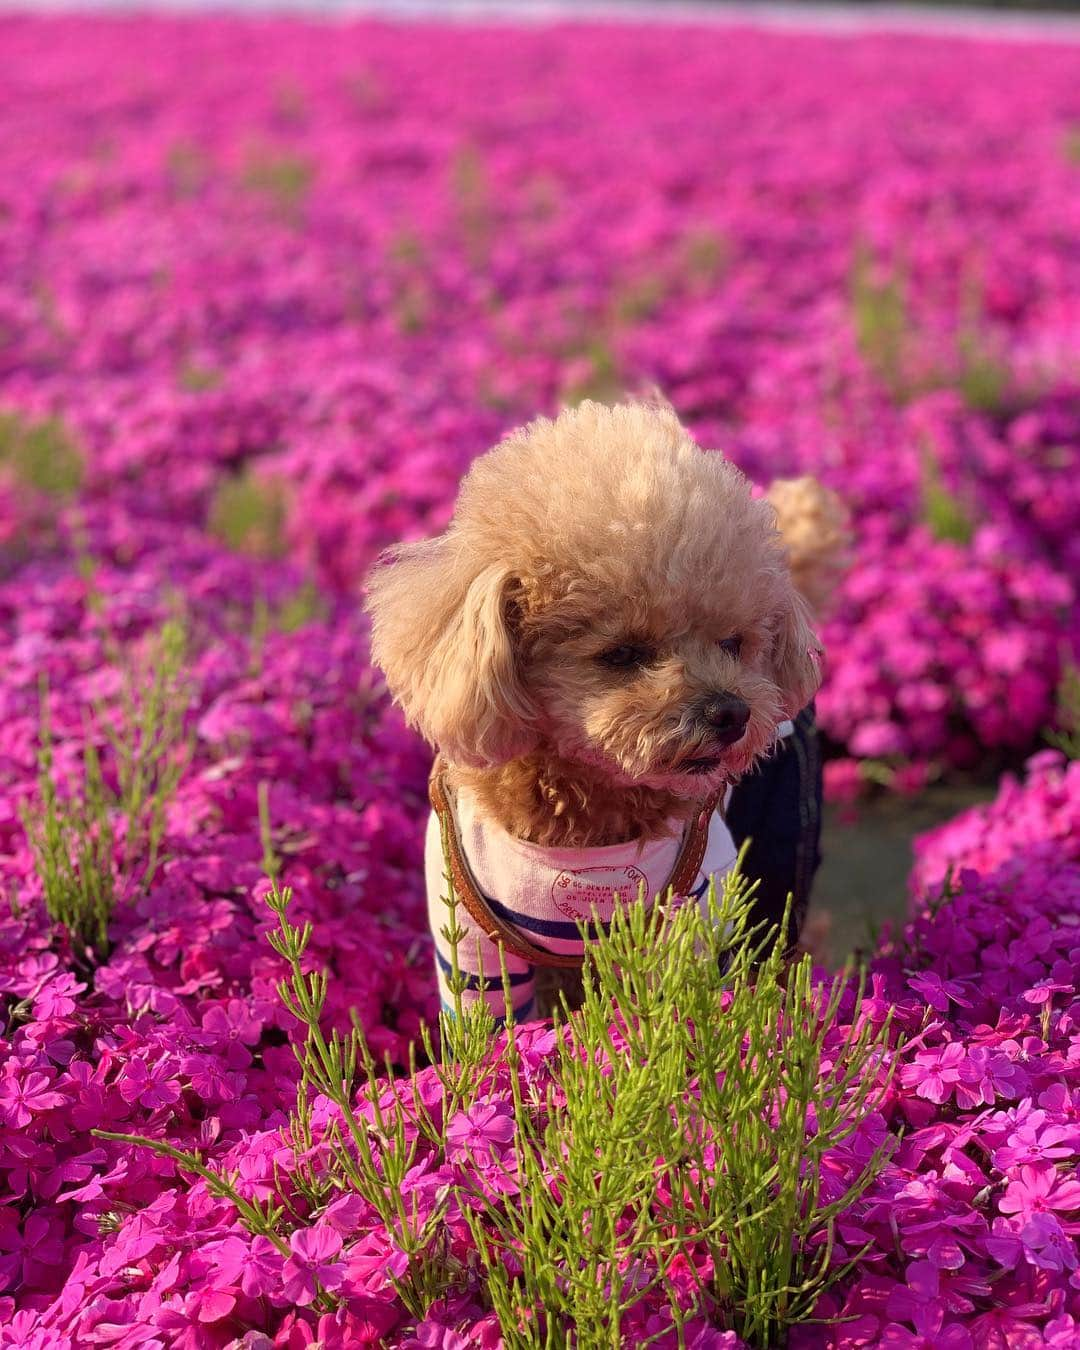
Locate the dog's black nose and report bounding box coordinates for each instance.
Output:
[702,694,750,745]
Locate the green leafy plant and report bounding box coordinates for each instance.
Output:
[563,334,624,407]
[166,142,211,198]
[0,410,84,498]
[851,249,1014,414]
[242,147,315,216]
[248,580,327,674]
[21,689,115,958]
[919,447,976,546]
[464,869,897,1347]
[21,618,192,960]
[177,362,223,393]
[267,881,466,1315]
[450,143,493,266]
[954,276,1011,415]
[105,617,192,888]
[955,330,1011,415]
[1047,661,1080,760]
[208,469,289,558]
[681,225,730,291]
[611,274,668,325]
[384,227,433,333]
[851,247,909,396]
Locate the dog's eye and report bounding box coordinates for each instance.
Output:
[718,635,742,659]
[597,643,653,670]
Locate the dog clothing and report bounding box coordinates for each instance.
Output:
[425,717,804,1025]
[425,780,740,1025]
[725,703,822,950]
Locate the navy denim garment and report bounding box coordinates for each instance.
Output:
[724,702,823,950]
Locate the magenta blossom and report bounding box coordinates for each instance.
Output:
[908,972,973,1014]
[999,1165,1080,1227]
[282,1227,346,1306]
[445,1101,516,1159]
[881,1301,973,1350]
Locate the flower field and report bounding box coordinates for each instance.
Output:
[1,14,1080,1347]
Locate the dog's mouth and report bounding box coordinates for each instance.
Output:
[680,754,725,775]
[668,725,748,776]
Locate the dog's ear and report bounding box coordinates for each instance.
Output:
[769,583,824,718]
[364,534,537,767]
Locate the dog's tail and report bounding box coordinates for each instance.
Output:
[765,476,850,618]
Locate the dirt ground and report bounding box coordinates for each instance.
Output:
[811,785,997,967]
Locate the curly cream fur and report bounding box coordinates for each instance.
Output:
[366,399,836,847]
[765,475,850,617]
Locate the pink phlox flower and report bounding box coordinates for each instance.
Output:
[0,1211,64,1293]
[998,1033,1049,1064]
[0,1311,73,1350]
[1000,1165,1080,1227]
[880,1299,973,1349]
[17,1211,66,1282]
[155,1289,215,1342]
[900,1043,971,1105]
[239,1234,284,1299]
[7,953,60,999]
[685,1332,744,1349]
[985,1211,1079,1274]
[55,1156,129,1205]
[512,1022,559,1075]
[1045,1315,1080,1347]
[926,1234,966,1272]
[322,1191,367,1234]
[185,1234,249,1322]
[342,1230,410,1295]
[1036,1082,1074,1113]
[98,1214,165,1278]
[37,1147,104,1202]
[993,1109,1080,1170]
[311,1302,399,1348]
[179,1052,240,1102]
[885,1254,989,1321]
[400,1156,457,1208]
[31,972,86,1021]
[401,1323,470,1350]
[282,1225,345,1306]
[1022,979,1072,1007]
[983,938,1050,991]
[908,971,973,1013]
[66,1057,114,1131]
[956,1045,1026,1109]
[1015,1213,1079,1273]
[116,1055,181,1111]
[897,1119,985,1171]
[445,1099,516,1159]
[0,1067,67,1128]
[197,998,262,1067]
[886,1260,941,1320]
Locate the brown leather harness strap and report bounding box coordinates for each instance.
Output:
[428,757,727,971]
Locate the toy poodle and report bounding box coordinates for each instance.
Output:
[366,398,845,1022]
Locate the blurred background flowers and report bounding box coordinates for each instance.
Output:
[1,3,1080,1344]
[3,3,1079,949]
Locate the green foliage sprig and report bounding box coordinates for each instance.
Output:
[1047,661,1080,760]
[20,617,192,960]
[462,866,896,1347]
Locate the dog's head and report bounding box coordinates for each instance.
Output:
[365,400,822,794]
